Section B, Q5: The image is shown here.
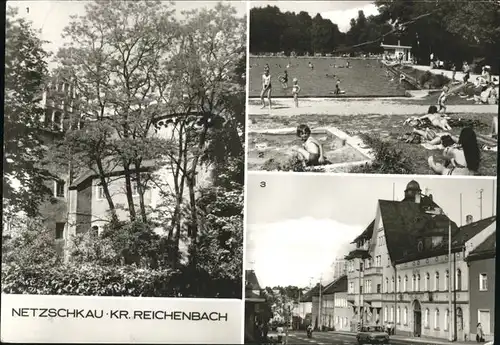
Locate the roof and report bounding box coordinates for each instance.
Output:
[345,248,371,260]
[322,275,347,295]
[379,198,458,264]
[380,43,412,49]
[467,230,496,262]
[301,283,324,302]
[352,220,375,243]
[245,270,262,291]
[395,216,495,264]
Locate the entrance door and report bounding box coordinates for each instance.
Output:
[479,310,491,335]
[414,311,422,337]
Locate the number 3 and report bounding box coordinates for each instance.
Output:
[260,181,266,188]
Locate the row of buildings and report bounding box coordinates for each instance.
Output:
[297,181,495,342]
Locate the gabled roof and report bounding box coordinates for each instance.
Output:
[245,270,262,291]
[467,230,496,262]
[351,220,375,243]
[379,198,458,264]
[452,216,496,247]
[322,275,347,295]
[301,283,324,302]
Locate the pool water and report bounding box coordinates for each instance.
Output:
[249,57,408,97]
[247,132,369,171]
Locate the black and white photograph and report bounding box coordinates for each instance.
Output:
[247,1,498,175]
[245,173,496,345]
[2,0,245,342]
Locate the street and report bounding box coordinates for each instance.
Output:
[285,331,452,345]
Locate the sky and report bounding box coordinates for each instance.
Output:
[7,0,246,65]
[250,1,379,32]
[246,174,497,288]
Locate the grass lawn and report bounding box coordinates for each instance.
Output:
[248,112,497,176]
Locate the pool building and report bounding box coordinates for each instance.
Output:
[381,41,413,63]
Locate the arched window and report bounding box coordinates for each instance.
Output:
[404,275,408,292]
[444,270,449,291]
[435,272,440,291]
[434,309,440,329]
[390,307,394,322]
[397,276,401,292]
[396,307,400,324]
[403,307,408,325]
[391,277,394,293]
[412,275,416,291]
[444,309,449,331]
[384,306,388,322]
[456,269,462,290]
[425,273,430,291]
[385,278,389,293]
[424,309,430,328]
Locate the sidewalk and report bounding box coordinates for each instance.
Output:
[331,330,474,345]
[247,98,498,116]
[411,64,499,82]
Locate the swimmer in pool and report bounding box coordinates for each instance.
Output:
[260,69,272,110]
[292,77,301,108]
[279,70,289,89]
[291,124,325,166]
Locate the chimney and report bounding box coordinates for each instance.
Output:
[466,215,473,225]
[398,40,401,46]
[415,193,421,204]
[428,194,433,202]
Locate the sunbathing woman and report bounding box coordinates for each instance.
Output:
[428,127,480,176]
[404,105,452,131]
[411,127,457,147]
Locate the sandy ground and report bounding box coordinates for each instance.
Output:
[248,98,498,116]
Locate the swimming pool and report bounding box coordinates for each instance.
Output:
[249,56,409,97]
[247,127,373,172]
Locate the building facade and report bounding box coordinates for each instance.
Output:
[466,232,496,342]
[345,180,496,341]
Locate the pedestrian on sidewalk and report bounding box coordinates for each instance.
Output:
[476,322,485,342]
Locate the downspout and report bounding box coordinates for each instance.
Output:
[394,261,397,335]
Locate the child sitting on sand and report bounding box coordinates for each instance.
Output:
[292,78,301,108]
[291,124,325,166]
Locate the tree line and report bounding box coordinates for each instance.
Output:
[250,1,499,72]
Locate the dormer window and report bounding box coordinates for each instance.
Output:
[417,241,423,252]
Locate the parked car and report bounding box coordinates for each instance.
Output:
[356,325,390,344]
[267,326,284,343]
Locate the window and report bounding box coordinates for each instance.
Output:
[131,182,139,196]
[376,256,381,267]
[390,307,394,322]
[435,272,440,291]
[416,274,421,292]
[456,269,462,291]
[434,309,440,329]
[403,308,408,325]
[97,185,105,200]
[444,270,449,291]
[403,276,408,292]
[425,273,430,291]
[412,275,416,291]
[91,226,99,238]
[55,222,65,239]
[360,262,364,272]
[384,307,388,322]
[396,307,400,324]
[385,278,389,293]
[53,111,62,131]
[55,180,65,197]
[390,277,394,293]
[444,309,449,331]
[376,284,381,293]
[424,309,430,328]
[397,276,401,292]
[360,285,363,294]
[479,273,488,291]
[349,282,354,293]
[387,257,391,266]
[44,109,53,127]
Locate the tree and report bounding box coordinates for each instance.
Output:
[3,8,53,217]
